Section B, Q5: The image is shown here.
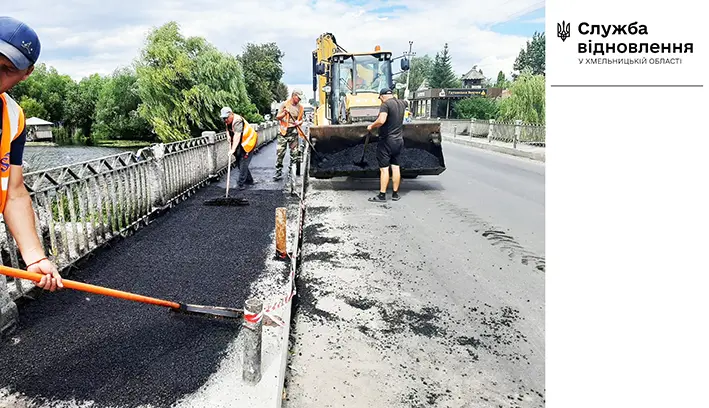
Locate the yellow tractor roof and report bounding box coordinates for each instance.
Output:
[332,51,392,58]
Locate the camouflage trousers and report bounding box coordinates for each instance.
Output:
[275,127,302,172]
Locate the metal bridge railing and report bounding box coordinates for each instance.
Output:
[466,118,546,148]
[421,118,546,148]
[0,121,279,304]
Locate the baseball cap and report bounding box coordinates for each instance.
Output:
[379,88,393,96]
[220,106,233,119]
[0,16,41,70]
[292,88,305,100]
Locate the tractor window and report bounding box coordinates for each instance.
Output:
[336,55,392,94]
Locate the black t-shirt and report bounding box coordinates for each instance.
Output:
[0,99,27,166]
[378,98,408,141]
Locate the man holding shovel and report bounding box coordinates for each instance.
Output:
[367,88,408,202]
[221,107,257,190]
[1,16,62,292]
[273,89,305,181]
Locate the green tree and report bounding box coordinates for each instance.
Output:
[135,22,259,142]
[429,44,459,88]
[8,63,75,122]
[453,97,499,120]
[513,32,545,78]
[275,82,289,102]
[497,70,545,124]
[64,73,109,144]
[238,43,286,113]
[395,55,434,94]
[93,67,153,141]
[19,96,49,120]
[495,71,510,88]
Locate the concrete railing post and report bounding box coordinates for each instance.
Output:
[488,119,495,143]
[470,118,475,139]
[203,131,217,177]
[0,278,19,339]
[514,120,522,149]
[243,297,263,384]
[147,143,167,209]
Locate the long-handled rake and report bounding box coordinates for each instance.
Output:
[204,146,249,206]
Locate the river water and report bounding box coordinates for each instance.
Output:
[22,145,141,173]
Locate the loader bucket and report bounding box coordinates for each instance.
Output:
[308,121,446,179]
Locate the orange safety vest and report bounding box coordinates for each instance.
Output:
[279,101,303,136]
[0,93,26,214]
[230,116,258,153]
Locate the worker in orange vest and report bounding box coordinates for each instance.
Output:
[221,107,258,190]
[1,16,62,292]
[274,89,305,180]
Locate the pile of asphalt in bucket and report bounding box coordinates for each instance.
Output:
[314,144,442,172]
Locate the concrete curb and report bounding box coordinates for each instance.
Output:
[275,149,310,408]
[442,135,546,162]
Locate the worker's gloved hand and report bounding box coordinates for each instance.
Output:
[28,258,63,292]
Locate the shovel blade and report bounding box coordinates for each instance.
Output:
[176,303,244,319]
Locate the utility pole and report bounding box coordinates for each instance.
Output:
[403,41,415,102]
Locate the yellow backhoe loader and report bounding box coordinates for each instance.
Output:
[308,33,446,179]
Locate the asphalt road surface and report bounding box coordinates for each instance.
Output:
[284,141,545,407]
[0,141,292,408]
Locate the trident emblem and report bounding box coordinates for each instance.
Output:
[557,21,571,42]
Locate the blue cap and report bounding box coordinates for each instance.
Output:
[0,16,41,70]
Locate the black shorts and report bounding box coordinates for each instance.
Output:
[376,137,404,168]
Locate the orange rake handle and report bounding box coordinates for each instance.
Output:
[0,265,181,309]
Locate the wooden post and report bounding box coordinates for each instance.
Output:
[276,207,287,259]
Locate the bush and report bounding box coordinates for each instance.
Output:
[453,97,499,120]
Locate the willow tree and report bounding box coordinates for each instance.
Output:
[497,70,545,124]
[135,22,259,142]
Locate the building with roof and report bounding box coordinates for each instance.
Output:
[461,65,486,89]
[25,117,54,142]
[409,66,490,119]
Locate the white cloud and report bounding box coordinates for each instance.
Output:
[4,0,543,82]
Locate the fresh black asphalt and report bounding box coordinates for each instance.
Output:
[0,142,289,407]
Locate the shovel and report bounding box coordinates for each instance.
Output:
[0,265,243,319]
[354,131,372,167]
[293,122,326,163]
[285,110,326,163]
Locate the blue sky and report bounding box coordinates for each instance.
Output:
[491,7,545,36]
[5,0,545,101]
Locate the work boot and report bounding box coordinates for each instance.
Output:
[273,170,283,181]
